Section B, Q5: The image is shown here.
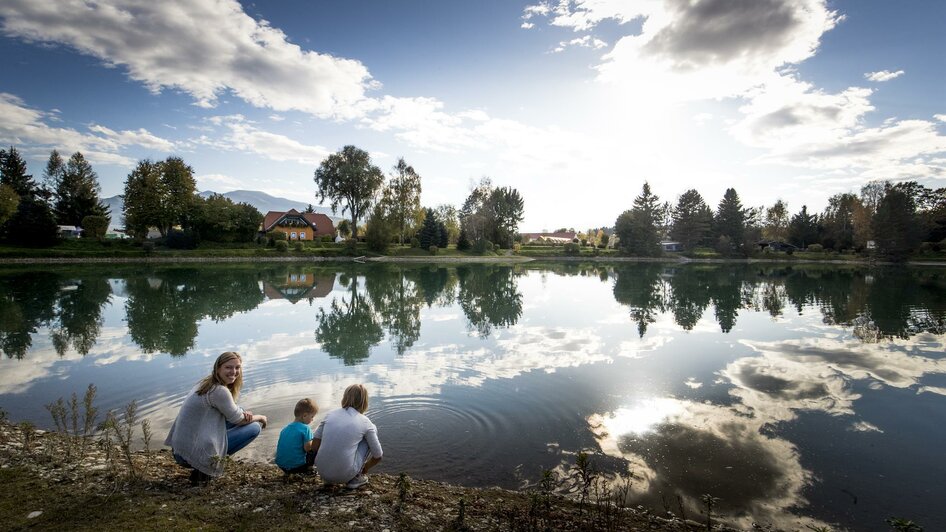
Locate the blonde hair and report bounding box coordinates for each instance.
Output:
[294,398,318,418]
[340,384,369,413]
[196,351,243,399]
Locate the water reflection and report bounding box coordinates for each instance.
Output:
[2,262,946,530]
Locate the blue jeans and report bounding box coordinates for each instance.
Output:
[226,421,261,455]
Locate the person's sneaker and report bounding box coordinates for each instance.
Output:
[346,474,369,489]
[189,468,211,486]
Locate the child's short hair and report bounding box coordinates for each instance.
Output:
[340,384,369,413]
[294,398,318,418]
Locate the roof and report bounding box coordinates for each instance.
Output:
[520,231,577,241]
[262,209,334,232]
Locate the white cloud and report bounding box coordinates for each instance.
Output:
[197,173,243,190]
[196,115,331,165]
[865,69,904,82]
[0,92,174,165]
[935,114,946,123]
[0,0,374,118]
[526,0,841,102]
[552,35,608,53]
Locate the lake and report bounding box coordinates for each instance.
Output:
[1,261,944,529]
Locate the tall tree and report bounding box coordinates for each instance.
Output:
[160,157,197,234]
[42,150,65,203]
[486,186,524,248]
[435,204,460,245]
[313,145,384,244]
[764,199,790,242]
[616,182,662,256]
[788,205,819,249]
[383,158,422,245]
[821,193,860,250]
[670,189,713,250]
[122,159,165,238]
[418,208,440,249]
[872,187,920,260]
[459,178,494,243]
[0,147,36,199]
[0,184,18,227]
[714,188,746,255]
[54,152,109,227]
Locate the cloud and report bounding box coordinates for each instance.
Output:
[552,35,608,53]
[0,92,174,165]
[525,0,840,101]
[196,173,243,190]
[731,76,946,178]
[865,69,904,82]
[195,115,331,165]
[0,0,373,118]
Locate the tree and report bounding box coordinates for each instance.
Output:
[435,204,460,245]
[81,215,109,240]
[714,188,746,255]
[0,184,18,227]
[54,152,109,227]
[788,205,819,249]
[872,187,920,260]
[189,194,262,243]
[304,204,315,213]
[764,200,789,242]
[383,158,422,245]
[821,193,860,250]
[615,182,662,256]
[2,196,58,246]
[122,157,197,238]
[337,219,352,239]
[486,186,524,248]
[365,202,396,252]
[418,208,440,249]
[313,145,384,245]
[459,178,494,244]
[122,160,164,238]
[42,150,65,202]
[0,147,36,199]
[670,189,713,250]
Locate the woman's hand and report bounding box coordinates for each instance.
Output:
[242,410,254,423]
[254,414,268,429]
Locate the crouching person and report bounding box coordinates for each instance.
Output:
[312,384,382,489]
[275,398,318,475]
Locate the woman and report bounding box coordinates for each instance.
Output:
[165,351,267,484]
[312,384,383,488]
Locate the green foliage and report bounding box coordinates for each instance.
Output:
[428,245,438,255]
[314,145,384,242]
[2,196,58,247]
[189,193,262,243]
[459,179,524,249]
[0,183,19,227]
[293,241,304,252]
[873,187,921,260]
[142,241,155,255]
[563,242,580,255]
[275,240,289,252]
[0,147,37,198]
[671,189,714,250]
[271,230,288,241]
[54,152,109,227]
[615,182,662,256]
[122,157,196,238]
[365,202,395,253]
[456,228,470,251]
[788,205,820,249]
[472,239,493,254]
[418,208,442,250]
[886,517,923,532]
[714,188,746,255]
[379,157,423,244]
[807,243,824,252]
[165,229,199,249]
[81,215,109,240]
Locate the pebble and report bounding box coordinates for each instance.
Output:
[28,511,43,519]
[253,507,264,513]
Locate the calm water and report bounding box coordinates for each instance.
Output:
[1,262,945,529]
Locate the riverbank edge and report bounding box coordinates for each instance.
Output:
[1,253,944,267]
[0,421,722,531]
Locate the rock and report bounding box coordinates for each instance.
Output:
[28,511,43,519]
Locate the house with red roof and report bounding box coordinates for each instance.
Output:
[261,209,336,241]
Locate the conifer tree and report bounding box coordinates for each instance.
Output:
[55,152,109,227]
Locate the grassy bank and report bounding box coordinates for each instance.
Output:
[0,419,712,531]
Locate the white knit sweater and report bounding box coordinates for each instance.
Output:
[165,384,244,476]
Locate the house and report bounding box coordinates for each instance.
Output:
[660,241,683,252]
[262,272,335,303]
[520,231,577,244]
[759,241,797,252]
[261,209,335,241]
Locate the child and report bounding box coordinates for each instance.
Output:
[312,384,382,489]
[275,398,318,475]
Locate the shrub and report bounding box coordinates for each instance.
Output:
[410,237,420,248]
[271,230,288,241]
[580,238,587,246]
[806,243,824,252]
[81,215,109,240]
[512,242,521,254]
[322,235,334,243]
[428,245,438,255]
[293,241,304,252]
[472,239,493,254]
[165,229,199,249]
[275,240,289,252]
[142,242,155,255]
[564,242,580,255]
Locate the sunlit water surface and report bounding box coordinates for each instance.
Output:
[1,262,944,530]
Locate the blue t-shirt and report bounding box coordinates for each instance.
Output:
[275,421,314,469]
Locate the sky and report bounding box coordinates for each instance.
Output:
[0,0,944,231]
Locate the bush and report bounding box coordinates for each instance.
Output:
[428,245,438,255]
[81,215,109,240]
[166,229,199,249]
[322,235,334,243]
[293,241,304,252]
[410,237,420,248]
[472,239,493,254]
[512,242,521,254]
[275,240,289,252]
[564,242,580,255]
[142,242,155,255]
[271,230,288,241]
[806,243,824,252]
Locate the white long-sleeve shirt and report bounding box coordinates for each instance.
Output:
[313,407,382,483]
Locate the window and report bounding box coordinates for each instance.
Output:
[299,232,306,240]
[290,232,297,240]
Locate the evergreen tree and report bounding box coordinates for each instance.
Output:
[54,152,109,227]
[456,227,470,251]
[821,193,860,250]
[872,187,920,260]
[615,182,662,256]
[714,188,746,255]
[0,147,36,199]
[122,159,165,238]
[788,205,820,249]
[670,189,713,250]
[418,208,440,249]
[2,197,58,246]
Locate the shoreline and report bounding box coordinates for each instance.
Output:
[0,420,725,531]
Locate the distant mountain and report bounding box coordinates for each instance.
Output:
[102,189,342,229]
